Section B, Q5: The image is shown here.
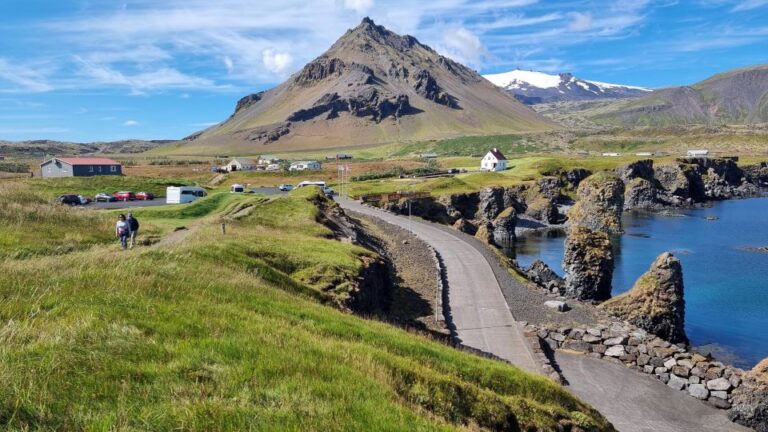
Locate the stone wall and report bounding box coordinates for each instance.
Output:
[529,320,747,411]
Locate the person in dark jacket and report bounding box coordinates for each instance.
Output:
[127,213,140,249]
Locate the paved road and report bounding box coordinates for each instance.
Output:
[89,200,168,210]
[556,352,751,432]
[338,198,541,374]
[340,199,750,432]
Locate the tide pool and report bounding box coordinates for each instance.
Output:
[511,197,768,369]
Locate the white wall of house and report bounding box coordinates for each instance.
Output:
[289,161,321,171]
[481,153,507,172]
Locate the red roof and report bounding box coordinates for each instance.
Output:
[56,157,121,166]
[488,148,507,161]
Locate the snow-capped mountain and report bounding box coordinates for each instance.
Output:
[483,70,651,105]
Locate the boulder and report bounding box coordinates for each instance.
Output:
[600,252,688,344]
[729,358,768,431]
[561,168,592,190]
[544,300,569,312]
[688,383,709,400]
[476,187,505,222]
[452,218,477,235]
[474,221,494,245]
[562,225,614,302]
[624,177,657,210]
[668,374,688,391]
[706,377,731,391]
[526,260,564,290]
[492,207,517,245]
[605,345,625,357]
[568,172,625,235]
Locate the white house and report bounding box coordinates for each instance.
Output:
[289,161,321,171]
[636,152,654,157]
[687,149,709,157]
[480,148,508,172]
[226,157,258,172]
[601,152,620,157]
[258,155,280,165]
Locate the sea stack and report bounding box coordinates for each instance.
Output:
[729,358,768,431]
[600,252,688,345]
[562,225,614,302]
[567,172,625,235]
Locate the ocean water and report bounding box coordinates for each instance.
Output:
[510,197,768,369]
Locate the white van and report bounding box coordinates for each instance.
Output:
[296,181,326,188]
[166,186,208,204]
[230,184,245,193]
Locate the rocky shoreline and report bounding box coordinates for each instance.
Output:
[366,156,768,430]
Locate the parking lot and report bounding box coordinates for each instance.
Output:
[88,200,169,210]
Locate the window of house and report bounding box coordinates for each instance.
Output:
[110,165,117,172]
[89,166,94,172]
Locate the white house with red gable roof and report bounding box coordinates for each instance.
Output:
[480,148,508,172]
[40,157,122,178]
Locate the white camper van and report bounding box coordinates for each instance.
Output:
[166,186,208,204]
[230,184,245,193]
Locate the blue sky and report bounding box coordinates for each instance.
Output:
[0,0,766,142]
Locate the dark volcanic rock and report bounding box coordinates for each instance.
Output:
[452,218,477,235]
[294,57,347,85]
[624,177,658,210]
[562,225,614,302]
[742,162,768,187]
[729,358,768,431]
[568,172,625,234]
[616,159,655,183]
[412,69,459,108]
[526,260,564,291]
[600,252,688,344]
[246,122,291,143]
[235,92,265,113]
[492,207,517,244]
[476,187,506,222]
[289,88,417,123]
[561,168,593,190]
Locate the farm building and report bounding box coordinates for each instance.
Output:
[258,155,280,165]
[602,152,620,157]
[687,149,709,157]
[40,157,122,178]
[289,161,321,171]
[226,157,258,172]
[480,148,508,172]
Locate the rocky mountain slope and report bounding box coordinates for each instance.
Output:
[0,139,170,157]
[176,18,555,155]
[483,69,650,105]
[593,65,768,126]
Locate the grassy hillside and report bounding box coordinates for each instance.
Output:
[0,182,611,431]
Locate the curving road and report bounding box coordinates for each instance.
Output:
[339,198,752,432]
[338,198,541,374]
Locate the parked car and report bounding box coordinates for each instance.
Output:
[94,192,116,202]
[322,186,335,197]
[135,191,154,200]
[78,195,91,205]
[447,168,460,174]
[113,191,136,201]
[278,184,294,192]
[58,194,82,205]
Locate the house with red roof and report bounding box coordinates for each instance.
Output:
[480,148,508,172]
[40,157,122,178]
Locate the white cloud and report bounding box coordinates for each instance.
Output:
[123,120,139,126]
[440,27,485,67]
[0,58,54,93]
[568,12,593,31]
[262,49,294,75]
[733,0,768,11]
[344,0,374,14]
[223,56,234,74]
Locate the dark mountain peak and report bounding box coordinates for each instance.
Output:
[337,17,422,53]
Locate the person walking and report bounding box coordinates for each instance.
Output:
[115,214,131,250]
[127,212,140,249]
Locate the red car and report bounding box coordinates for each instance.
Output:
[113,191,136,201]
[135,191,154,200]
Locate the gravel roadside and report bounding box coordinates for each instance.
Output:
[349,211,449,336]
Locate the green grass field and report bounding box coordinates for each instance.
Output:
[0,181,611,431]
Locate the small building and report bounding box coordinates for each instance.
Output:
[258,155,280,165]
[602,152,620,157]
[289,161,321,171]
[40,157,122,178]
[687,149,709,158]
[226,157,258,172]
[326,154,353,161]
[636,152,654,157]
[419,153,438,159]
[480,148,508,172]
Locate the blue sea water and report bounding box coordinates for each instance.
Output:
[511,197,768,369]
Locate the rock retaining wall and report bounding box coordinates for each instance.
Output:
[528,320,747,411]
